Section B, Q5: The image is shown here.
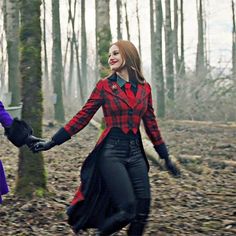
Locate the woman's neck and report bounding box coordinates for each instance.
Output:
[116,68,129,82]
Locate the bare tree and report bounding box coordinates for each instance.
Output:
[96,0,112,78]
[5,0,20,106]
[51,0,65,122]
[124,0,130,41]
[42,0,49,82]
[173,0,180,75]
[81,0,87,101]
[196,0,206,77]
[136,0,141,57]
[165,0,174,100]
[42,0,54,119]
[17,0,46,197]
[0,1,6,93]
[232,0,236,80]
[67,38,74,97]
[150,0,155,97]
[67,0,83,102]
[155,0,165,117]
[180,0,185,76]
[117,0,122,39]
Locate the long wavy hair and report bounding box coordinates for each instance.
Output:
[108,40,145,84]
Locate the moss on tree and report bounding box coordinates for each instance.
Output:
[97,26,112,78]
[16,0,46,198]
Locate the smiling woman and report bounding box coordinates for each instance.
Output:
[31,40,179,235]
[108,45,125,71]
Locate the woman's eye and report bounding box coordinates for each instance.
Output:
[113,52,119,55]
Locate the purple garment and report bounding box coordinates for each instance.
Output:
[0,101,12,203]
[0,160,9,204]
[0,101,13,128]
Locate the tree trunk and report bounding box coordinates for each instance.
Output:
[196,0,205,77]
[232,0,236,80]
[124,1,130,41]
[150,0,156,99]
[155,0,165,117]
[136,0,141,57]
[180,0,185,77]
[70,0,83,103]
[81,0,87,100]
[42,0,53,119]
[165,0,174,101]
[173,0,180,75]
[63,36,70,95]
[116,0,122,40]
[0,1,7,96]
[0,34,6,93]
[17,0,46,198]
[5,0,20,106]
[68,38,74,97]
[96,0,112,78]
[42,0,49,82]
[51,0,65,122]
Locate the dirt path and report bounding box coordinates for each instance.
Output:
[0,121,235,235]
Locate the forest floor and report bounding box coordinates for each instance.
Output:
[0,119,236,236]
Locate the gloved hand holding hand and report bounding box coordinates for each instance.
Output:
[154,143,181,177]
[25,135,44,148]
[31,140,56,153]
[30,127,71,153]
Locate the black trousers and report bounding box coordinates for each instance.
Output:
[97,137,151,236]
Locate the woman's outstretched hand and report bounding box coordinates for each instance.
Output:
[25,135,44,148]
[155,143,181,177]
[31,140,56,153]
[164,157,181,177]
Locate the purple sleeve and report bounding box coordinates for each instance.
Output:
[0,101,13,128]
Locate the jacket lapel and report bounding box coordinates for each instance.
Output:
[132,83,149,108]
[104,74,150,108]
[104,74,130,107]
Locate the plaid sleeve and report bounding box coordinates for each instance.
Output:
[64,80,104,136]
[142,83,164,146]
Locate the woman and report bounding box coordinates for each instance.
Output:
[32,40,179,235]
[0,101,41,203]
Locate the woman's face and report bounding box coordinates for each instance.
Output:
[108,45,125,71]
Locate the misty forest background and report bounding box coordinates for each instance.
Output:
[0,0,236,235]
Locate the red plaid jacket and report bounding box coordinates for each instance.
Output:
[64,74,164,146]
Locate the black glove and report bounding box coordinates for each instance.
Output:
[154,143,180,177]
[4,118,33,147]
[25,135,44,148]
[31,139,56,153]
[163,156,180,177]
[31,127,71,153]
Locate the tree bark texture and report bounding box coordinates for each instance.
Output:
[96,0,112,78]
[116,0,122,40]
[81,0,88,101]
[124,1,130,41]
[155,0,165,117]
[17,0,46,197]
[5,0,20,106]
[196,0,205,77]
[51,0,65,122]
[165,0,174,101]
[232,0,236,80]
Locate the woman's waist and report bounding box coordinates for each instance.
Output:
[107,127,139,140]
